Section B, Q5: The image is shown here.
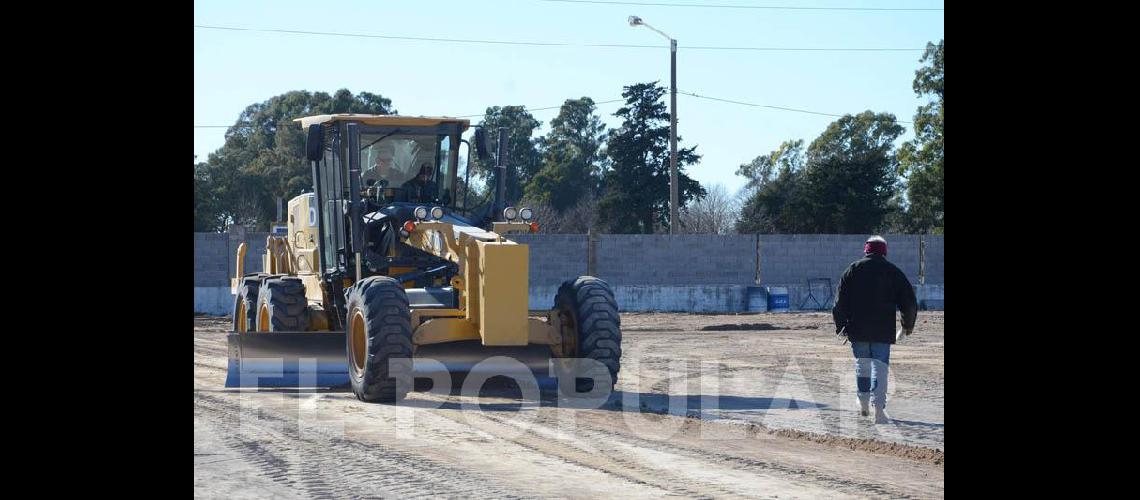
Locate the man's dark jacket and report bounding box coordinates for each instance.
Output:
[833,254,918,344]
[403,178,438,203]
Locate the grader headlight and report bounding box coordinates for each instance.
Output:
[519,207,533,222]
[503,206,518,220]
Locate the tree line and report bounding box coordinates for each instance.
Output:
[195,40,942,235]
[735,40,943,235]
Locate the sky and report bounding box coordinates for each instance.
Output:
[194,0,944,195]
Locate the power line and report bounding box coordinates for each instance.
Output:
[194,98,626,128]
[540,0,944,11]
[196,92,911,128]
[193,25,924,52]
[685,46,921,52]
[678,90,912,124]
[195,25,567,47]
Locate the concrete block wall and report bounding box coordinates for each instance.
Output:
[510,234,587,288]
[529,284,752,313]
[611,285,750,312]
[194,232,940,290]
[923,235,944,285]
[759,234,922,287]
[194,230,943,314]
[193,233,229,287]
[752,283,945,313]
[195,230,271,316]
[596,235,757,285]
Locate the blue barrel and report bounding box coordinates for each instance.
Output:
[767,286,790,312]
[746,286,768,312]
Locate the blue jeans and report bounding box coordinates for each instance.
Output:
[851,342,891,408]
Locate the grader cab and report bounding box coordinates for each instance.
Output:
[226,114,622,403]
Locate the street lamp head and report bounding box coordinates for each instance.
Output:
[628,15,643,27]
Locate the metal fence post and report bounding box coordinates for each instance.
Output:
[587,228,597,277]
[919,235,926,286]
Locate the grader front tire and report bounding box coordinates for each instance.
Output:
[346,276,415,403]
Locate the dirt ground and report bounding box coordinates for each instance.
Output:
[195,311,944,498]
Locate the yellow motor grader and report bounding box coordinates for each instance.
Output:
[226,114,622,403]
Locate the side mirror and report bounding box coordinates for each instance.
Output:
[474,128,490,162]
[305,125,324,162]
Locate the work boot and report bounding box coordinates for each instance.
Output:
[873,404,891,424]
[856,393,871,417]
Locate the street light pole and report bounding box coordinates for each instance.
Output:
[630,16,679,234]
[669,38,678,235]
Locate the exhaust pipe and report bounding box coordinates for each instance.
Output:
[493,127,508,220]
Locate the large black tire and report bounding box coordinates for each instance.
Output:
[255,277,311,332]
[232,275,265,332]
[556,276,622,394]
[346,276,415,403]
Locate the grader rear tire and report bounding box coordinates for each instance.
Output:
[255,277,311,332]
[556,276,622,394]
[346,276,415,403]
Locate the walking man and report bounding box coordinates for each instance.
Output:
[833,235,918,424]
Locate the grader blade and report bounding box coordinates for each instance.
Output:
[413,341,558,390]
[226,333,558,390]
[225,332,350,389]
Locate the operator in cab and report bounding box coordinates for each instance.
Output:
[402,162,438,203]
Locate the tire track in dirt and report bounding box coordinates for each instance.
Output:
[557,409,936,497]
[429,408,725,499]
[635,358,944,455]
[195,361,226,373]
[476,408,905,499]
[424,392,901,499]
[327,392,678,498]
[194,391,529,499]
[194,315,942,498]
